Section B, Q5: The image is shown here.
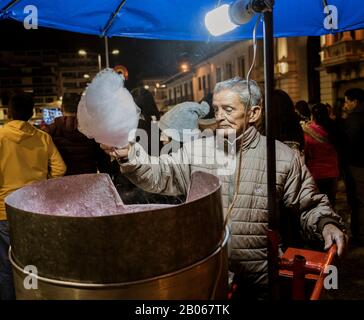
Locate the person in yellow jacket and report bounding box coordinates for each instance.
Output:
[0,93,66,300]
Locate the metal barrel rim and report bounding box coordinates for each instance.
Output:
[9,226,229,289]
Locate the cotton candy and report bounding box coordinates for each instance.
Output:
[77,68,140,148]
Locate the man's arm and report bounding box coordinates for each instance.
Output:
[283,153,347,256]
[102,143,191,196]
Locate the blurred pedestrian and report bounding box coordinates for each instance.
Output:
[273,89,304,153]
[303,103,340,206]
[0,93,66,300]
[131,87,161,156]
[272,89,305,246]
[44,92,112,176]
[343,88,364,245]
[295,100,311,125]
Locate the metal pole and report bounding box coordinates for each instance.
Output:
[263,9,279,300]
[104,37,110,68]
[97,54,102,71]
[263,3,277,230]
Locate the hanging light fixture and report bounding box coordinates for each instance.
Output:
[205,0,273,36]
[204,4,238,36]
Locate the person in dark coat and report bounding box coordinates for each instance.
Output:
[343,88,364,245]
[45,93,112,176]
[272,90,305,247]
[131,87,161,156]
[273,90,305,152]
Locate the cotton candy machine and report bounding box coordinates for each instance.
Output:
[5,171,227,299]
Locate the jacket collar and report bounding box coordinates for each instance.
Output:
[237,125,260,150]
[217,125,260,154]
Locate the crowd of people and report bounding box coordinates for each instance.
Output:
[271,87,364,247]
[0,70,363,300]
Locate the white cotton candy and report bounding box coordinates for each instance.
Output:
[77,68,140,148]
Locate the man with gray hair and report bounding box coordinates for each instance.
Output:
[102,77,347,299]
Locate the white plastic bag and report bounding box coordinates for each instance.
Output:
[77,68,140,148]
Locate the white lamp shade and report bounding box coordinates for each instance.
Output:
[205,4,238,36]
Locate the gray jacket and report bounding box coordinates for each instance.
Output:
[120,126,343,286]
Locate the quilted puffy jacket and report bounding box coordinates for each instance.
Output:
[119,126,344,287]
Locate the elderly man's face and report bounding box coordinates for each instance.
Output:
[213,89,260,137]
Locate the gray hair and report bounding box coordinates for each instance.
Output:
[214,77,262,110]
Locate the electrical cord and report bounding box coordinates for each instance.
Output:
[225,13,261,228]
[210,15,262,299]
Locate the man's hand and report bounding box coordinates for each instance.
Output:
[322,223,348,258]
[100,143,130,162]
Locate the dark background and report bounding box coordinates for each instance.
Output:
[0,20,223,89]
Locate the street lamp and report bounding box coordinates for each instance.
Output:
[110,49,120,68]
[180,63,189,73]
[78,49,87,56]
[78,49,102,71]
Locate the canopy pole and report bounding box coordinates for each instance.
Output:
[101,0,127,69]
[0,0,21,14]
[101,0,127,36]
[263,8,280,300]
[98,54,102,71]
[263,1,277,231]
[105,37,109,68]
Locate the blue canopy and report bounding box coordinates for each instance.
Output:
[0,0,364,40]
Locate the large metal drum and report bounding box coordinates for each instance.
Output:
[5,171,227,299]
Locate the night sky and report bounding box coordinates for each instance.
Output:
[0,20,224,89]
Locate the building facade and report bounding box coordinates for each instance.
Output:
[0,49,99,123]
[58,52,99,97]
[0,50,60,107]
[162,31,364,110]
[320,30,364,106]
[140,78,168,112]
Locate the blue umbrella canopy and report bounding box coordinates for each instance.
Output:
[0,0,363,40]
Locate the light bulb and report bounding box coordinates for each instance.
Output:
[204,4,238,37]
